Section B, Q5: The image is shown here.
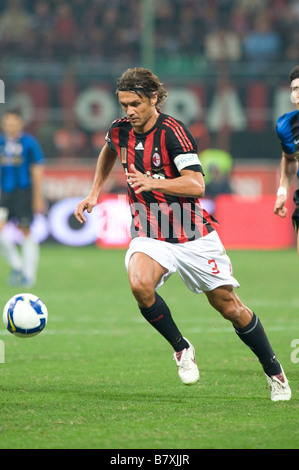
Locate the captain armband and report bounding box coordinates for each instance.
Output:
[173,153,201,172]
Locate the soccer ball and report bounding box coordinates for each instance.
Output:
[3,293,48,338]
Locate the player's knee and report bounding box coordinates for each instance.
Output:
[220,304,241,322]
[129,274,155,305]
[219,303,252,329]
[19,226,31,237]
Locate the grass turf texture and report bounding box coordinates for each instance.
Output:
[0,244,298,449]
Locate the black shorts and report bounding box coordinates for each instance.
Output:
[292,189,299,233]
[0,188,33,227]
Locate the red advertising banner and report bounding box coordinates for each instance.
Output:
[38,165,296,249]
[215,194,296,249]
[230,164,280,196]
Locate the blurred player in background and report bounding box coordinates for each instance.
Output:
[274,65,299,255]
[75,67,291,401]
[0,110,45,287]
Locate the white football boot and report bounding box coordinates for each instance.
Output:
[173,338,199,385]
[265,367,291,401]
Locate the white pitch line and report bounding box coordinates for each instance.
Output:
[1,323,297,337]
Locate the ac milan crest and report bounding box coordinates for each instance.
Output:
[152,152,161,167]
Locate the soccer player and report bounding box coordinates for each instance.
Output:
[0,110,45,287]
[75,68,291,401]
[274,65,299,255]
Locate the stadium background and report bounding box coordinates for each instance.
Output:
[1,0,298,249]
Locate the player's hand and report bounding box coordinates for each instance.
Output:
[33,195,47,214]
[126,164,155,194]
[74,196,97,224]
[274,195,288,218]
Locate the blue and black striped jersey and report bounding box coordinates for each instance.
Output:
[276,110,299,179]
[276,110,299,156]
[0,132,45,193]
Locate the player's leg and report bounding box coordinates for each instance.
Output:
[0,198,23,284]
[205,285,291,400]
[127,251,199,384]
[19,225,40,287]
[128,251,188,350]
[16,189,40,287]
[127,251,165,307]
[204,285,252,328]
[0,223,23,284]
[205,285,281,372]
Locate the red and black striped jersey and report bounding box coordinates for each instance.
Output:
[106,112,218,243]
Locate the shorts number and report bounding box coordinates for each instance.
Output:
[208,259,220,274]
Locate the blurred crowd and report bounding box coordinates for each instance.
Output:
[0,0,299,71]
[2,0,294,189]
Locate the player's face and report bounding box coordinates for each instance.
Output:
[118,91,159,133]
[290,78,299,108]
[2,114,24,138]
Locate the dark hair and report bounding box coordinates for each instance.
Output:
[3,108,23,119]
[116,67,168,109]
[289,66,299,83]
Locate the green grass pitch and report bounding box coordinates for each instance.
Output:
[0,244,298,449]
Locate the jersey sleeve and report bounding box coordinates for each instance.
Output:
[276,114,296,155]
[164,117,204,174]
[105,119,123,153]
[105,129,117,152]
[28,135,45,164]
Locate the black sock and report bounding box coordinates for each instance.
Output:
[235,313,282,377]
[139,293,189,352]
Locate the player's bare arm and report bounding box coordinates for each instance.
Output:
[31,163,46,214]
[127,164,205,198]
[274,152,298,218]
[74,144,118,223]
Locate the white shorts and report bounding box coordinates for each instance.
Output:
[125,231,240,294]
